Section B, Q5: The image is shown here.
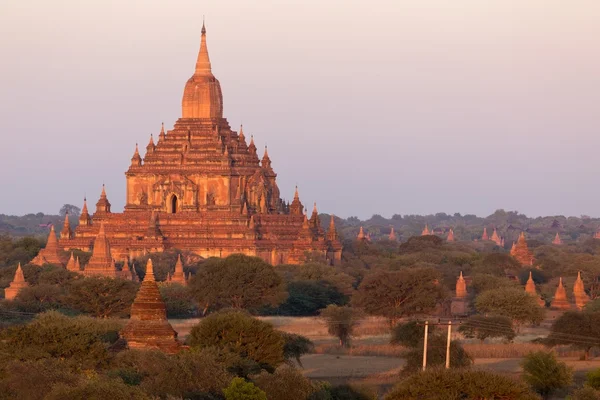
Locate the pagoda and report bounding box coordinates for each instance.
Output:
[4,264,28,300]
[389,227,397,241]
[451,271,469,315]
[511,232,534,266]
[490,228,502,246]
[65,252,79,272]
[550,277,571,310]
[552,233,563,245]
[31,225,63,266]
[121,259,180,353]
[82,223,122,278]
[524,271,545,307]
[455,271,467,299]
[447,228,455,242]
[44,24,341,267]
[357,226,366,240]
[481,227,489,241]
[573,271,590,310]
[171,254,186,285]
[421,225,431,236]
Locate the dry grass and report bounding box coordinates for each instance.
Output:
[260,316,390,338]
[463,343,600,359]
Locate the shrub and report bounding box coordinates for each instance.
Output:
[0,358,78,400]
[403,334,472,373]
[159,283,197,318]
[282,333,314,366]
[475,287,545,326]
[266,280,347,316]
[223,377,267,400]
[320,305,362,347]
[45,377,150,400]
[521,351,572,399]
[384,369,539,400]
[571,387,600,400]
[391,321,435,348]
[458,315,516,342]
[254,366,315,400]
[587,368,600,390]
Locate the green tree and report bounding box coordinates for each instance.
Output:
[0,358,78,400]
[571,387,600,400]
[320,305,362,347]
[384,369,539,400]
[12,283,64,313]
[391,320,436,348]
[402,334,472,373]
[46,377,150,400]
[352,268,446,325]
[224,377,267,400]
[281,333,314,367]
[546,311,600,360]
[63,276,138,318]
[159,284,197,318]
[254,366,315,400]
[268,280,346,316]
[59,204,81,217]
[475,287,545,326]
[188,310,285,373]
[458,315,516,342]
[189,254,287,313]
[522,351,572,400]
[470,273,520,294]
[587,368,600,390]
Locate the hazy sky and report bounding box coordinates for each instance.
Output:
[1,0,599,219]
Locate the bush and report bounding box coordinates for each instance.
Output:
[159,284,197,318]
[587,368,600,390]
[571,387,600,400]
[521,351,572,399]
[254,366,315,400]
[282,333,314,366]
[458,315,516,342]
[188,310,285,373]
[329,384,378,400]
[384,369,539,400]
[403,334,472,373]
[475,287,545,326]
[265,280,347,316]
[391,321,435,348]
[0,358,78,400]
[223,377,267,400]
[45,377,151,400]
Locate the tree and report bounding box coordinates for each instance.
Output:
[384,369,539,400]
[223,377,267,400]
[13,284,64,313]
[352,268,446,325]
[402,334,472,373]
[475,287,545,327]
[470,273,519,294]
[281,333,313,367]
[320,305,362,347]
[294,263,355,296]
[587,368,600,390]
[254,366,315,400]
[521,351,572,399]
[546,311,600,360]
[59,204,81,217]
[571,387,600,400]
[189,254,287,313]
[0,358,78,400]
[458,315,516,342]
[267,280,346,316]
[63,277,138,318]
[45,378,150,400]
[391,320,436,348]
[159,284,197,318]
[188,310,285,373]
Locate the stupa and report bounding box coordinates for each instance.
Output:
[447,228,455,242]
[421,225,431,236]
[481,227,489,241]
[455,271,467,299]
[550,277,571,310]
[552,233,563,245]
[42,23,341,267]
[121,259,180,353]
[389,227,397,241]
[65,252,79,272]
[574,271,590,310]
[82,223,121,278]
[524,271,545,307]
[4,264,28,300]
[31,225,63,266]
[511,232,534,266]
[490,228,502,246]
[171,254,186,285]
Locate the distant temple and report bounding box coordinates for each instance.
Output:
[524,271,545,307]
[447,228,455,242]
[389,227,397,241]
[481,227,489,241]
[552,233,563,245]
[490,228,502,246]
[4,264,28,300]
[511,232,534,266]
[550,277,571,310]
[421,225,431,236]
[36,24,341,270]
[574,271,590,310]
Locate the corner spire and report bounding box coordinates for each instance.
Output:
[195,21,212,75]
[145,258,155,282]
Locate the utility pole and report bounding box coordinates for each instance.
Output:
[445,320,452,369]
[422,320,429,371]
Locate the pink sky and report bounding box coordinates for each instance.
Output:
[0,0,599,218]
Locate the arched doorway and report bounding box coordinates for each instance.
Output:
[170,195,177,214]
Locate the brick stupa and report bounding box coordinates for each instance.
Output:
[31,225,63,266]
[65,252,79,272]
[357,226,366,240]
[574,271,590,310]
[455,271,467,298]
[171,255,186,285]
[121,259,180,353]
[447,228,455,242]
[490,228,502,246]
[550,277,571,310]
[511,232,534,266]
[525,271,545,307]
[83,223,120,278]
[389,227,397,241]
[42,24,341,267]
[552,233,563,245]
[4,263,28,300]
[421,225,431,236]
[481,227,489,241]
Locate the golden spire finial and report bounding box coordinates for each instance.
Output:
[195,20,211,75]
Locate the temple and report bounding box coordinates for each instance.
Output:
[43,24,341,268]
[4,264,28,300]
[421,225,431,236]
[524,271,545,307]
[550,277,571,310]
[511,232,534,266]
[389,227,397,241]
[121,259,180,353]
[552,233,563,245]
[31,225,63,266]
[573,271,590,310]
[446,228,455,242]
[490,228,502,246]
[481,227,489,241]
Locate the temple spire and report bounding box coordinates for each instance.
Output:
[145,259,155,282]
[195,21,212,75]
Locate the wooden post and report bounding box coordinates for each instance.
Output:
[445,321,452,369]
[422,321,429,371]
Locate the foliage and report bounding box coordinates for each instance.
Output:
[403,334,472,373]
[188,310,285,373]
[352,268,446,324]
[281,333,314,366]
[458,315,516,342]
[12,283,65,312]
[470,273,519,294]
[518,268,549,285]
[475,287,545,326]
[320,305,362,347]
[264,280,347,316]
[62,276,138,318]
[0,235,43,268]
[391,320,436,348]
[45,377,150,400]
[473,253,522,276]
[546,311,600,360]
[329,384,378,400]
[571,387,600,400]
[159,283,197,318]
[223,377,267,400]
[59,204,81,217]
[384,369,539,400]
[0,311,122,369]
[110,349,232,398]
[521,351,573,399]
[293,263,355,295]
[587,368,600,390]
[254,366,315,400]
[189,254,287,312]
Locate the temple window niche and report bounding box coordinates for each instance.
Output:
[169,194,178,214]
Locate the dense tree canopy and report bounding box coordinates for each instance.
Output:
[475,287,545,326]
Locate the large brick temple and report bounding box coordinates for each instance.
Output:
[42,24,341,267]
